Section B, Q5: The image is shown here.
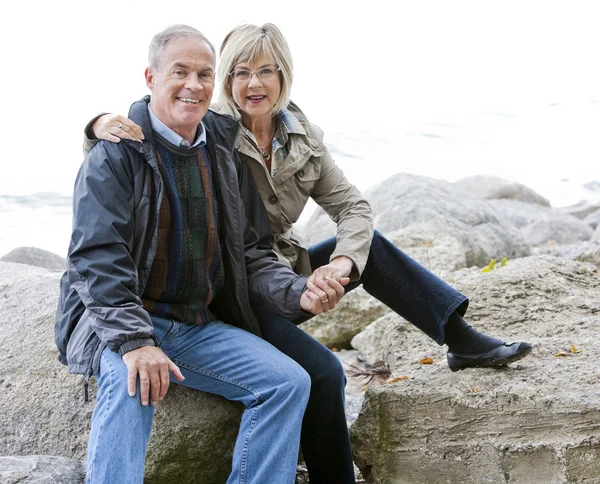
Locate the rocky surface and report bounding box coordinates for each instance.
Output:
[454,175,551,206]
[0,261,244,484]
[1,247,66,272]
[0,455,85,484]
[350,255,600,483]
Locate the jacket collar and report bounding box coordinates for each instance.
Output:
[127,95,240,155]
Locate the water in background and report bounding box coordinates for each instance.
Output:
[1,99,599,259]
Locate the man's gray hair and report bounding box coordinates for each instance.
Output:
[148,24,216,69]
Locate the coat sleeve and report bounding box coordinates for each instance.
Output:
[67,141,155,355]
[235,150,309,320]
[82,113,108,156]
[309,124,374,279]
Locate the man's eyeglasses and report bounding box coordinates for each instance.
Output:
[229,65,281,82]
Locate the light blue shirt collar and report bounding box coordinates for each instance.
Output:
[148,105,206,148]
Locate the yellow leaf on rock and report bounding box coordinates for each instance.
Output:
[386,376,409,384]
[554,352,569,357]
[419,357,434,365]
[482,259,497,272]
[570,344,582,354]
[501,257,508,267]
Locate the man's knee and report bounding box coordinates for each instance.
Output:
[276,360,311,403]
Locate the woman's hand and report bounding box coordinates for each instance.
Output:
[92,114,144,143]
[307,256,354,284]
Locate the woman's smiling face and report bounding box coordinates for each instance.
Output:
[229,54,282,122]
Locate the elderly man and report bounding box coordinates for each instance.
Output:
[55,24,345,484]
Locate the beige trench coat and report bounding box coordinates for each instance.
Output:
[214,101,374,278]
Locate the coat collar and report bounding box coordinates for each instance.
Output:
[127,95,240,155]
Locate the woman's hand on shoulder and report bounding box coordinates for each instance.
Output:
[93,114,144,143]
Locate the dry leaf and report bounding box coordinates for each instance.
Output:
[458,381,477,393]
[386,376,409,384]
[554,352,569,357]
[570,344,582,354]
[419,357,434,365]
[330,347,339,352]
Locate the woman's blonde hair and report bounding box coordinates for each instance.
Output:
[218,23,293,118]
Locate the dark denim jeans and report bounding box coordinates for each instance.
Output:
[258,230,469,483]
[258,311,354,484]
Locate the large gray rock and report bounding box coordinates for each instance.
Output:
[0,261,243,484]
[384,224,472,275]
[350,256,600,483]
[488,199,594,246]
[521,218,594,246]
[584,208,600,229]
[1,247,66,271]
[0,455,84,484]
[455,175,551,206]
[350,313,397,367]
[594,224,600,242]
[301,287,388,349]
[559,200,600,220]
[303,174,530,270]
[487,199,563,229]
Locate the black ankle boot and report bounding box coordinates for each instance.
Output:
[444,313,533,371]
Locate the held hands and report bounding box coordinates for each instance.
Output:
[121,345,185,406]
[300,256,355,314]
[92,114,144,143]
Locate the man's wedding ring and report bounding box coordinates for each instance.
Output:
[321,298,329,303]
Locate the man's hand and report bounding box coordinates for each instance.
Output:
[92,114,144,143]
[121,346,185,406]
[300,275,349,315]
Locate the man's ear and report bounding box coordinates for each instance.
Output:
[145,67,154,90]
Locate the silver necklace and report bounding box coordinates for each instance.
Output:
[257,128,275,162]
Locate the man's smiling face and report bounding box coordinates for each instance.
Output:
[145,36,216,141]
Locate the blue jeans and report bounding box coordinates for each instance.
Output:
[307,230,469,345]
[86,316,311,484]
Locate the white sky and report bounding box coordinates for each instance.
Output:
[1,0,599,197]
